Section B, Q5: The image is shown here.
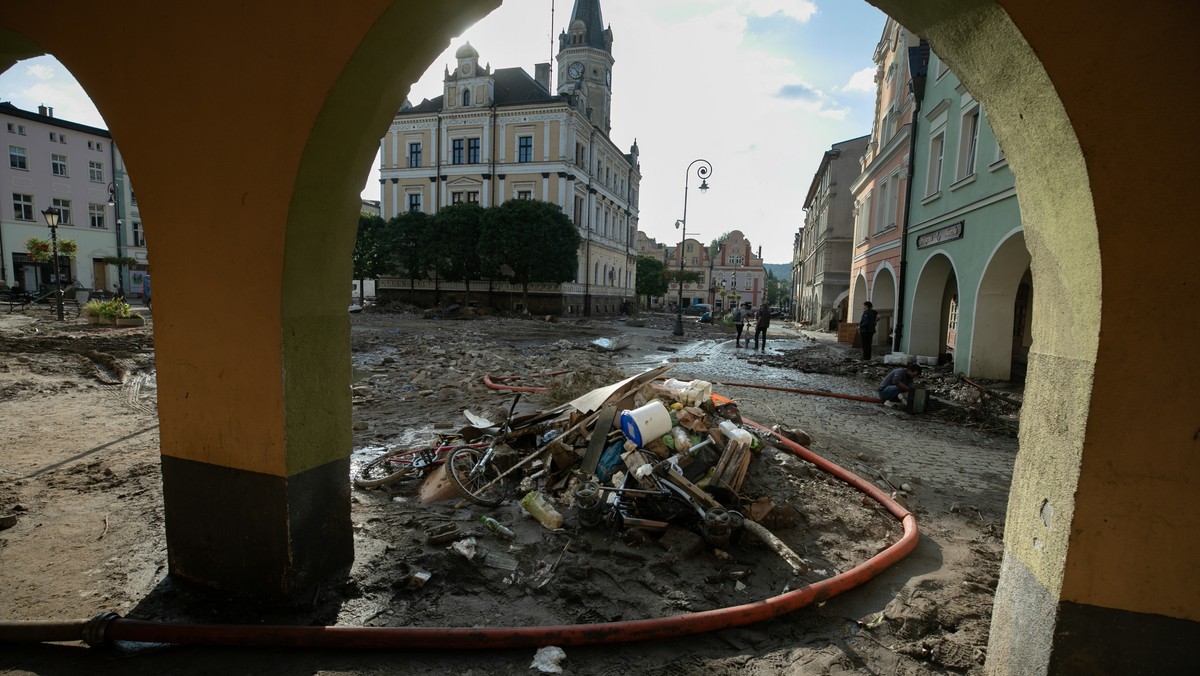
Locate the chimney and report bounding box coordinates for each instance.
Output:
[534,62,551,91]
[38,104,47,116]
[47,107,53,118]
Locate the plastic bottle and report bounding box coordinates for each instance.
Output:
[670,426,693,453]
[520,491,564,529]
[480,515,514,539]
[719,420,753,445]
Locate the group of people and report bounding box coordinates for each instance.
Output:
[730,301,772,350]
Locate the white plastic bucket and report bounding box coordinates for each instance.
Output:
[619,400,672,447]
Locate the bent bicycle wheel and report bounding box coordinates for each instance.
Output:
[446,446,506,507]
[354,448,423,488]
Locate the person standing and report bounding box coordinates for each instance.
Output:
[858,301,878,360]
[731,303,746,347]
[753,301,771,351]
[142,273,151,310]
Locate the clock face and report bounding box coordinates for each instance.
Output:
[568,62,584,79]
[461,63,472,76]
[606,68,612,86]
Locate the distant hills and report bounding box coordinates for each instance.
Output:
[764,263,790,280]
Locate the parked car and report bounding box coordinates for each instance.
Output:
[683,303,713,316]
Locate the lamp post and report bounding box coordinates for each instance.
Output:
[673,159,712,336]
[41,207,64,321]
[107,181,125,297]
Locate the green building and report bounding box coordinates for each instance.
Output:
[900,47,1031,380]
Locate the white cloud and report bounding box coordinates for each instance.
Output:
[737,0,818,22]
[841,66,876,93]
[26,63,55,81]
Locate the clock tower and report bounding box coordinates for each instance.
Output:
[556,0,614,135]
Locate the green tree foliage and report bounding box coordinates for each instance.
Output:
[384,210,432,303]
[480,199,580,312]
[635,255,668,309]
[765,268,784,306]
[432,202,486,307]
[352,213,387,304]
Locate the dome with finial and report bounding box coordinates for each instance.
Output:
[455,42,478,59]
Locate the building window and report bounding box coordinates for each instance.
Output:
[52,198,72,225]
[51,153,69,177]
[15,124,25,135]
[451,191,463,204]
[58,133,66,144]
[96,141,103,152]
[855,194,872,243]
[957,106,980,180]
[926,131,944,196]
[518,136,533,163]
[5,123,11,133]
[132,221,145,247]
[517,190,532,200]
[467,191,479,203]
[468,137,480,164]
[12,193,33,221]
[89,161,104,182]
[49,132,57,142]
[408,142,421,168]
[9,145,27,170]
[451,138,464,165]
[462,88,471,107]
[407,193,422,213]
[89,203,106,229]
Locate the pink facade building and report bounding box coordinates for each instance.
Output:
[849,18,919,351]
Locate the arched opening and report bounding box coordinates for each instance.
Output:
[907,252,958,363]
[4,2,1199,673]
[870,264,897,348]
[969,229,1031,380]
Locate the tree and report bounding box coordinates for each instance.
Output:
[383,210,432,304]
[352,213,387,305]
[765,269,784,306]
[480,199,580,313]
[432,202,486,309]
[635,255,668,310]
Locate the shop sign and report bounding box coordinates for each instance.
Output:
[916,220,964,248]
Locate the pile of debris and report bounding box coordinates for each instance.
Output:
[360,366,813,578]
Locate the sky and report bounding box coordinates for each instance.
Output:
[0,0,886,264]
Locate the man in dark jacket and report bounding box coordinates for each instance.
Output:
[753,302,771,351]
[858,301,878,359]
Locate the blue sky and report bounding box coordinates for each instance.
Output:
[0,1,886,263]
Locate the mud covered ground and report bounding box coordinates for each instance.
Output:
[1,306,1015,674]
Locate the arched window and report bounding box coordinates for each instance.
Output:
[462,88,471,107]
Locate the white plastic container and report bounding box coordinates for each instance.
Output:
[662,378,713,407]
[719,420,753,446]
[619,400,673,447]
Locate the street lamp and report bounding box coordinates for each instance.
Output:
[41,207,64,321]
[107,181,126,297]
[673,159,712,336]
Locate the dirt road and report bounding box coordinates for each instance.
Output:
[0,307,1015,674]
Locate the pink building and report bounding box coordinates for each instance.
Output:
[849,18,919,350]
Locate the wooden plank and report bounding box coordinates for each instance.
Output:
[580,403,620,477]
[710,440,751,495]
[656,466,722,510]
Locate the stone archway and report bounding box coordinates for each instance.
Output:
[969,229,1031,380]
[907,252,957,361]
[3,1,1199,672]
[870,264,898,347]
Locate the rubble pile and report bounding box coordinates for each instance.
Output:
[349,367,903,630]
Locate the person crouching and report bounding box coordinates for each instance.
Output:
[879,362,921,408]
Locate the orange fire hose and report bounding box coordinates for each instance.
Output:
[0,383,917,649]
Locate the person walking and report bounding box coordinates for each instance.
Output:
[753,301,771,351]
[858,301,878,360]
[731,303,746,347]
[142,273,151,310]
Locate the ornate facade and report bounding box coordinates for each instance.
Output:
[378,0,640,315]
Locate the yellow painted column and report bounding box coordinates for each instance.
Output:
[0,0,498,597]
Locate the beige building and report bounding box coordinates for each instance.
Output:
[795,134,869,328]
[378,0,640,315]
